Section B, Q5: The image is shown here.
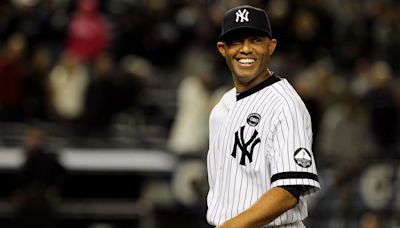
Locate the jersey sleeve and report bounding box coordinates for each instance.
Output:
[268,100,320,196]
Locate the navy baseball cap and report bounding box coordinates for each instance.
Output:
[219,5,272,41]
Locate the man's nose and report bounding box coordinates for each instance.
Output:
[240,39,253,54]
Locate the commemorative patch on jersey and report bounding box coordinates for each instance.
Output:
[247,113,261,127]
[293,148,312,168]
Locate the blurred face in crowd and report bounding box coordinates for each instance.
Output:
[60,51,79,72]
[6,33,26,59]
[217,29,277,92]
[25,128,45,150]
[93,53,114,77]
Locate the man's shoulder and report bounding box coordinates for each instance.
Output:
[214,87,236,107]
[269,78,310,113]
[210,87,235,118]
[270,78,301,99]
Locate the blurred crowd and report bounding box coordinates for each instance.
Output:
[1,0,400,148]
[0,0,400,227]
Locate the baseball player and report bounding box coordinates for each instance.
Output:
[206,5,320,228]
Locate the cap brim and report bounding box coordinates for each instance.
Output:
[219,26,270,41]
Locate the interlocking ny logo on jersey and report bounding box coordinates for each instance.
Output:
[235,9,249,23]
[231,126,261,166]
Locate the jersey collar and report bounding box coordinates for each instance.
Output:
[236,74,281,101]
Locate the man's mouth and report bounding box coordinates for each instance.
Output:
[237,58,256,65]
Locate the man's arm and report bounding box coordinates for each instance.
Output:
[218,186,299,228]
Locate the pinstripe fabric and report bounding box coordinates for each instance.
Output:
[206,76,320,227]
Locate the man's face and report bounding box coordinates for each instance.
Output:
[217,29,277,91]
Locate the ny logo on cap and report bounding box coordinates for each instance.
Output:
[235,9,249,23]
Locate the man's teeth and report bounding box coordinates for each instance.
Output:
[238,59,255,64]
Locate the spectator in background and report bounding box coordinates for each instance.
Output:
[12,127,65,228]
[292,73,322,150]
[0,32,28,121]
[64,0,110,64]
[317,89,373,168]
[394,80,400,153]
[316,90,373,222]
[47,50,89,122]
[107,55,151,145]
[363,61,398,158]
[292,58,345,144]
[81,52,116,137]
[114,55,148,114]
[167,47,216,155]
[360,212,382,228]
[350,59,372,99]
[22,47,52,121]
[4,0,57,48]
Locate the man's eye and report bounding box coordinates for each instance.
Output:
[252,37,262,42]
[230,39,241,45]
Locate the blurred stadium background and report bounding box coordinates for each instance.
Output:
[0,0,399,227]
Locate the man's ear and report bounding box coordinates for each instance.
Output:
[268,39,277,56]
[217,41,226,57]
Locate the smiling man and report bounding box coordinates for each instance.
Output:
[206,5,321,228]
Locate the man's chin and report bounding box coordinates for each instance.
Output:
[235,73,257,83]
[234,71,268,87]
[235,76,257,88]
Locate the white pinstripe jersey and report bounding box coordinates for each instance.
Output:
[206,75,320,227]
